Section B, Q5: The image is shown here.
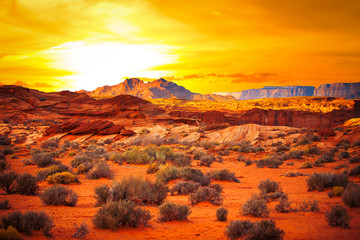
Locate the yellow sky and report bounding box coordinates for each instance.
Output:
[0,0,360,93]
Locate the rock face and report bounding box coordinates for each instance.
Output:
[81,78,235,101]
[314,83,360,99]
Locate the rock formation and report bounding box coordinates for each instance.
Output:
[314,82,360,99]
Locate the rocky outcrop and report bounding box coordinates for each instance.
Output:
[81,78,235,101]
[314,82,360,99]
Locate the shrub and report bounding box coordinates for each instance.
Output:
[246,219,284,240]
[199,154,216,167]
[274,198,293,213]
[241,194,270,217]
[0,135,11,146]
[107,152,124,164]
[351,140,360,148]
[285,150,304,159]
[156,165,183,183]
[37,164,71,180]
[336,140,350,150]
[40,185,78,206]
[216,207,228,221]
[299,161,313,169]
[31,150,57,167]
[338,151,350,159]
[0,171,17,194]
[158,202,191,222]
[182,168,211,186]
[225,220,254,240]
[342,183,360,208]
[172,153,192,167]
[349,156,360,164]
[0,226,21,240]
[276,145,290,152]
[256,158,283,168]
[306,146,321,155]
[45,172,79,184]
[262,191,288,202]
[40,138,60,150]
[86,161,112,179]
[296,136,311,146]
[298,199,319,212]
[70,153,94,168]
[16,173,38,195]
[94,184,110,206]
[258,179,279,195]
[2,148,14,156]
[326,205,351,228]
[93,200,151,230]
[1,210,54,236]
[0,199,11,209]
[146,162,159,174]
[328,186,344,198]
[189,186,223,205]
[170,181,200,195]
[0,157,8,172]
[307,173,348,191]
[283,172,306,177]
[72,222,89,239]
[333,163,348,170]
[207,169,240,183]
[349,165,360,176]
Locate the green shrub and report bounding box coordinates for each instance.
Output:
[158,202,191,222]
[225,220,254,240]
[0,226,21,240]
[326,205,351,228]
[1,210,54,237]
[37,164,71,180]
[349,165,360,176]
[0,199,11,209]
[146,162,159,174]
[342,183,360,208]
[86,161,112,179]
[241,194,269,217]
[170,181,200,195]
[0,171,17,194]
[307,172,348,191]
[189,186,223,205]
[45,172,79,184]
[246,219,284,240]
[207,169,240,183]
[16,173,38,195]
[107,152,124,164]
[93,200,151,230]
[40,185,78,206]
[258,179,279,195]
[216,207,228,221]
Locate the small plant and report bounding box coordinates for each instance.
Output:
[93,200,151,230]
[0,225,22,240]
[326,205,351,228]
[86,161,112,179]
[31,150,57,167]
[199,154,216,167]
[40,185,78,206]
[72,222,89,239]
[225,220,254,240]
[40,138,60,150]
[349,156,360,164]
[246,219,284,240]
[216,207,228,221]
[328,186,344,198]
[349,165,360,176]
[299,161,313,169]
[158,202,191,222]
[274,198,293,213]
[0,199,11,209]
[307,172,348,191]
[338,151,350,159]
[16,173,38,195]
[298,199,319,212]
[189,186,223,205]
[342,183,360,208]
[170,181,200,195]
[207,169,240,182]
[45,172,79,184]
[0,171,17,194]
[241,194,270,217]
[258,179,279,195]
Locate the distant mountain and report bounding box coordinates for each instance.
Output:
[214,82,360,100]
[80,78,235,101]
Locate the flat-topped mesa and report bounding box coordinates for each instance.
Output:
[314,82,360,99]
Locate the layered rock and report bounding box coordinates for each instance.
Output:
[314,82,360,99]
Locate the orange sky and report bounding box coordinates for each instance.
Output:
[1,0,360,94]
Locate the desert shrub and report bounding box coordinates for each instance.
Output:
[349,165,360,177]
[31,150,57,167]
[70,153,94,168]
[326,205,351,228]
[170,181,200,195]
[197,141,219,150]
[96,176,168,205]
[225,220,254,240]
[342,183,360,208]
[86,161,112,179]
[76,162,94,174]
[181,167,211,186]
[285,150,304,159]
[93,200,151,230]
[307,172,348,191]
[193,150,207,160]
[72,222,89,239]
[0,135,11,146]
[262,191,288,202]
[0,158,8,172]
[336,140,350,150]
[296,136,311,146]
[276,145,290,152]
[1,210,54,237]
[274,198,293,213]
[146,162,160,174]
[16,173,38,195]
[299,161,313,169]
[241,194,270,217]
[333,163,348,170]
[349,156,360,164]
[2,148,14,156]
[0,171,17,194]
[351,140,360,148]
[315,151,335,166]
[0,199,11,209]
[45,172,79,184]
[328,186,344,198]
[37,164,71,180]
[258,179,279,195]
[244,159,253,166]
[40,138,60,150]
[246,219,284,240]
[283,172,306,177]
[216,207,228,221]
[158,202,191,222]
[0,226,21,240]
[63,140,80,150]
[297,199,319,212]
[306,146,321,155]
[256,158,283,168]
[207,169,240,183]
[107,152,124,164]
[156,165,183,183]
[338,151,350,160]
[210,183,223,193]
[189,186,223,205]
[199,154,216,167]
[40,185,78,206]
[172,153,192,167]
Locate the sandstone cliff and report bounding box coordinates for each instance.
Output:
[314,82,360,99]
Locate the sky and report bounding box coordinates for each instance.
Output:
[0,0,360,94]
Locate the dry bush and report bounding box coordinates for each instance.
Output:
[326,205,351,228]
[342,183,360,208]
[16,173,38,195]
[225,220,254,240]
[170,181,200,195]
[307,172,348,191]
[158,202,191,222]
[0,171,17,194]
[207,169,240,182]
[241,194,270,217]
[0,199,11,209]
[37,164,71,180]
[45,172,79,184]
[258,179,279,194]
[31,150,58,167]
[349,165,360,176]
[72,222,89,239]
[40,185,78,206]
[189,186,223,205]
[86,161,112,179]
[216,207,228,221]
[40,138,60,150]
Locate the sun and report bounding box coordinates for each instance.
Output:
[45,41,177,90]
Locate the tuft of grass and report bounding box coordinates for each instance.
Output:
[216,207,228,221]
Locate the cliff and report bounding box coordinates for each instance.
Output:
[314,82,360,99]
